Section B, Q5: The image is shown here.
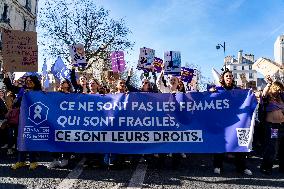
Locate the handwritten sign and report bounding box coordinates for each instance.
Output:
[137,47,155,70]
[2,29,37,45]
[252,58,280,76]
[2,29,38,72]
[69,44,87,68]
[164,51,181,75]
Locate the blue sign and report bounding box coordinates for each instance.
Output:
[18,90,257,154]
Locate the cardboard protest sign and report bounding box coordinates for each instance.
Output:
[153,57,163,73]
[2,29,38,72]
[137,47,155,70]
[69,44,87,68]
[2,29,37,44]
[164,51,181,75]
[252,58,280,76]
[107,70,120,80]
[110,51,125,72]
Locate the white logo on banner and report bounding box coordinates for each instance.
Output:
[28,102,49,125]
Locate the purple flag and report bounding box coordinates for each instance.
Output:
[153,57,163,73]
[181,67,194,82]
[111,51,125,72]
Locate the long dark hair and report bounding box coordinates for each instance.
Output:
[59,79,73,93]
[268,81,284,102]
[219,69,236,89]
[25,75,42,91]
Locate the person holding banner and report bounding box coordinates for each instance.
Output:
[70,67,89,94]
[260,75,284,175]
[48,79,73,169]
[3,71,42,170]
[88,78,101,94]
[58,79,73,93]
[84,78,107,168]
[212,69,252,175]
[115,79,128,94]
[155,68,185,168]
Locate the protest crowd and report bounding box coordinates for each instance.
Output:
[0,62,283,177]
[0,30,283,178]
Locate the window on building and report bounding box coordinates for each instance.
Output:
[249,73,253,79]
[26,0,32,11]
[242,66,245,70]
[234,73,238,79]
[1,4,10,23]
[24,19,27,31]
[249,65,252,70]
[233,66,237,70]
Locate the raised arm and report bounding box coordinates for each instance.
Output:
[157,70,169,93]
[3,71,21,94]
[126,68,139,92]
[70,67,79,91]
[262,75,273,98]
[151,70,159,93]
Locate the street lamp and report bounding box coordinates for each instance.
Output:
[216,42,225,54]
[216,42,227,71]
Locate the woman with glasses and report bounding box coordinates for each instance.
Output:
[3,72,42,170]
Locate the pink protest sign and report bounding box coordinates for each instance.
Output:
[111,51,125,72]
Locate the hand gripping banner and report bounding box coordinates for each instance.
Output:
[18,90,257,154]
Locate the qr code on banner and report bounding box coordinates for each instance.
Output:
[236,128,250,146]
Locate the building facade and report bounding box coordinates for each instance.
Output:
[224,50,257,88]
[0,0,38,64]
[0,0,38,89]
[274,34,284,65]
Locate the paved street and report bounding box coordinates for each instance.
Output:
[0,151,283,189]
